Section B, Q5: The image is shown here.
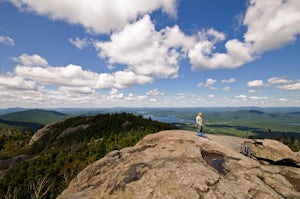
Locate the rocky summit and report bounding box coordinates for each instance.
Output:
[58,130,300,199]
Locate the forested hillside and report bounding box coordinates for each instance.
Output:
[0,112,176,199]
[0,109,69,132]
[0,128,33,159]
[0,109,68,124]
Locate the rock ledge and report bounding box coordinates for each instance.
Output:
[58,130,300,199]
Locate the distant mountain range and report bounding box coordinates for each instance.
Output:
[0,107,299,133]
[0,107,26,115]
[0,109,69,131]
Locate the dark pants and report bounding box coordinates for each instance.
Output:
[198,125,203,132]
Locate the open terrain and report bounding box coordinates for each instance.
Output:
[133,108,300,139]
[0,107,299,198]
[1,107,299,139]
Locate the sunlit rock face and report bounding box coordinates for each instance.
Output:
[58,130,300,199]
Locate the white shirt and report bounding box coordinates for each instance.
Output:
[196,115,202,126]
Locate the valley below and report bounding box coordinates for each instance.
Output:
[0,107,299,198]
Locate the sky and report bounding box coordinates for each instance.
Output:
[0,0,299,108]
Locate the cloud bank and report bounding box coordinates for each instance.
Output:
[8,0,300,72]
[8,0,177,34]
[2,0,300,107]
[8,54,153,90]
[94,0,300,71]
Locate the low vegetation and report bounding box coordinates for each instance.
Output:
[0,128,33,159]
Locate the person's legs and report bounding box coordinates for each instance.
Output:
[198,125,202,133]
[198,125,208,137]
[197,125,204,136]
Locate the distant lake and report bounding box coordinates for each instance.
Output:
[143,114,193,123]
[285,123,300,126]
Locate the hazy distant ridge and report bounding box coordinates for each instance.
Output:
[0,109,69,131]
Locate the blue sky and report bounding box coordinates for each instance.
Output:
[0,0,299,108]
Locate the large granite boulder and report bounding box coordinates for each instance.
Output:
[58,130,300,199]
[29,123,91,145]
[0,155,29,179]
[243,139,300,166]
[28,124,53,145]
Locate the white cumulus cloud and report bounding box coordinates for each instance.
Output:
[59,86,95,94]
[277,82,300,90]
[244,0,300,53]
[221,78,236,84]
[112,71,153,89]
[205,78,217,87]
[0,36,15,46]
[146,88,164,97]
[15,64,98,87]
[69,37,91,49]
[247,80,264,87]
[0,75,37,90]
[222,86,231,91]
[8,0,177,34]
[278,97,288,102]
[248,89,259,94]
[190,0,300,70]
[10,54,152,90]
[189,37,254,70]
[236,94,247,101]
[8,0,300,72]
[268,77,293,85]
[108,88,124,100]
[94,15,180,78]
[196,82,203,88]
[197,78,217,88]
[12,53,48,67]
[175,93,188,100]
[249,96,268,101]
[161,25,196,52]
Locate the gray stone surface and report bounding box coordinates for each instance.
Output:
[244,139,300,166]
[58,130,300,199]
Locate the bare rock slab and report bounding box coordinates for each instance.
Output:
[58,130,300,199]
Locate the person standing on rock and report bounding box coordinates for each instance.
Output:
[196,112,209,138]
[196,112,204,136]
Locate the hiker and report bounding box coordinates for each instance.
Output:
[196,112,204,136]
